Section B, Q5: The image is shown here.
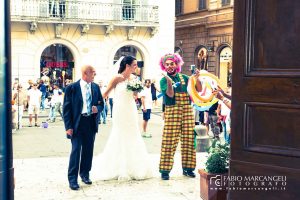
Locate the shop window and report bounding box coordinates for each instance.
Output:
[40,44,74,89]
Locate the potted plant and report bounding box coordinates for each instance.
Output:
[199,139,230,200]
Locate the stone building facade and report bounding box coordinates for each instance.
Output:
[11,0,174,87]
[175,0,233,88]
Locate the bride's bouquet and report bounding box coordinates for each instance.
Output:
[127,78,143,93]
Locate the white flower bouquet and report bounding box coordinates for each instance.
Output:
[127,78,143,93]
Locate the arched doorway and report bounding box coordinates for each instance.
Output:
[114,45,144,78]
[195,46,208,70]
[40,44,74,89]
[218,46,232,88]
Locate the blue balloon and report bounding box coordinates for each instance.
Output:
[193,104,212,111]
[173,82,180,88]
[157,93,164,98]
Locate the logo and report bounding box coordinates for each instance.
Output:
[209,175,287,191]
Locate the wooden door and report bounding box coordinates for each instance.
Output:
[230,0,300,199]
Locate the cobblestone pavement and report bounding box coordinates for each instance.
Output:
[13,107,207,200]
[14,153,206,200]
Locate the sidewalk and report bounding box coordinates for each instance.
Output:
[14,153,206,200]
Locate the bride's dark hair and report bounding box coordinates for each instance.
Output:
[118,56,137,74]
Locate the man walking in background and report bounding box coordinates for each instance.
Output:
[140,79,152,138]
[27,83,42,127]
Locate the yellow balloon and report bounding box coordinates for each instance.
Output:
[188,70,221,107]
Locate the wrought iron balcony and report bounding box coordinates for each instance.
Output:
[11,0,159,27]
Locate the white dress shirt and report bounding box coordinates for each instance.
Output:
[80,79,92,114]
[140,87,152,109]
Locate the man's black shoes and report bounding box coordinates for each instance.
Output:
[69,177,92,190]
[81,177,92,185]
[161,173,170,180]
[183,170,196,178]
[69,182,80,190]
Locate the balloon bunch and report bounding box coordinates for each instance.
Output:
[187,70,220,111]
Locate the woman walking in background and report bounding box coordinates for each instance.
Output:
[151,79,160,107]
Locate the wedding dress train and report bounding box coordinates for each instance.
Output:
[93,80,153,181]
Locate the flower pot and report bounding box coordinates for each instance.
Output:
[199,169,228,200]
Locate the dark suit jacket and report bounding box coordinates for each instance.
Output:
[63,80,104,136]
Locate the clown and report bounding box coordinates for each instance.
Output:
[159,53,202,180]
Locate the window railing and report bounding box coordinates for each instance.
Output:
[11,0,159,25]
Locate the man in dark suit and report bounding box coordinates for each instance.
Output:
[63,65,104,190]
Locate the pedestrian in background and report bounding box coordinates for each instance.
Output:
[48,88,63,122]
[98,80,107,124]
[207,102,220,139]
[13,84,27,129]
[11,99,17,132]
[38,80,47,111]
[151,79,160,107]
[48,84,61,122]
[108,92,113,118]
[27,83,42,127]
[140,79,152,138]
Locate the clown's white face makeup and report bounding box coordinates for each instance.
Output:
[165,60,177,76]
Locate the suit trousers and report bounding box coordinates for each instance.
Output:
[68,115,96,184]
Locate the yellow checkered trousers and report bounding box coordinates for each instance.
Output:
[159,92,196,173]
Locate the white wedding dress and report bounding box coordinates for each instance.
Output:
[93,80,153,181]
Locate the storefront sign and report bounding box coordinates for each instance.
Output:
[46,61,68,68]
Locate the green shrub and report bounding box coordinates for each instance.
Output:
[205,139,230,174]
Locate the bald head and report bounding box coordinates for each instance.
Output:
[81,65,96,83]
[81,65,94,74]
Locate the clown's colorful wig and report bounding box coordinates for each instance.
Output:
[159,53,184,72]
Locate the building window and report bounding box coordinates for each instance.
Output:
[123,0,137,20]
[174,46,183,57]
[175,0,183,15]
[199,0,206,10]
[221,0,231,7]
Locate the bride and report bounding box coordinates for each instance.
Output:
[93,56,153,181]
